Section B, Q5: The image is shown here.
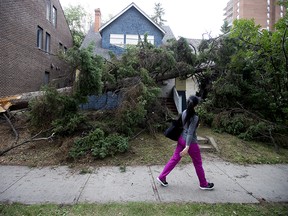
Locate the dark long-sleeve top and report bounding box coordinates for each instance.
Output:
[181,110,199,146]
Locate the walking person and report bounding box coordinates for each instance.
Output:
[157,95,214,190]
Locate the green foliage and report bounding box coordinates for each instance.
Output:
[199,18,288,147]
[101,38,175,135]
[212,112,252,136]
[63,5,91,47]
[29,86,79,131]
[114,83,161,136]
[151,3,166,26]
[28,86,88,137]
[63,45,103,100]
[28,87,59,128]
[1,202,288,216]
[76,46,103,97]
[69,128,128,159]
[52,113,87,136]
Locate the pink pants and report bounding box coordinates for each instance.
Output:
[158,136,208,187]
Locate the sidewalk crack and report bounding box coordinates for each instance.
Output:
[0,167,32,194]
[74,173,92,204]
[148,166,161,202]
[213,163,259,201]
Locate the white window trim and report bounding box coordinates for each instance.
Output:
[126,34,155,45]
[110,34,124,48]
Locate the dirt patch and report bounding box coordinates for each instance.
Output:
[0,110,221,168]
[0,111,70,166]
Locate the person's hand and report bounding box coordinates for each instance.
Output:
[180,146,189,157]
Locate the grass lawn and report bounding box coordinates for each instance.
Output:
[1,202,288,216]
[197,126,288,165]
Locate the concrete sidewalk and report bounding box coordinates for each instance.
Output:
[0,160,287,204]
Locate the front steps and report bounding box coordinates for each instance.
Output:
[198,136,219,153]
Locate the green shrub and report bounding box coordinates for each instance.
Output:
[91,134,128,159]
[69,128,128,159]
[28,86,63,129]
[52,113,87,136]
[28,86,85,135]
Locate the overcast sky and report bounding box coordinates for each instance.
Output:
[59,0,228,39]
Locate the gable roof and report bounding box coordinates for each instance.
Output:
[99,2,166,35]
[185,38,202,54]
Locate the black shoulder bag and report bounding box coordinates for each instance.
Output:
[164,114,183,141]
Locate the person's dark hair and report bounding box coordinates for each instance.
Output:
[184,95,200,126]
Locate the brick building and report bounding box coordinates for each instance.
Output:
[224,0,285,30]
[0,0,73,97]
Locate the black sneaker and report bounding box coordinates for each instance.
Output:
[157,177,168,187]
[199,182,214,190]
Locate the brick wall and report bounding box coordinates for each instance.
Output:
[228,0,285,30]
[0,0,73,97]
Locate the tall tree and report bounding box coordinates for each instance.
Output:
[151,3,166,26]
[64,5,91,47]
[197,17,288,148]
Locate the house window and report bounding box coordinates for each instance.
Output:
[59,42,63,49]
[64,46,67,53]
[52,6,57,27]
[46,0,51,21]
[44,71,50,85]
[110,34,124,47]
[45,32,51,53]
[126,34,155,46]
[37,26,43,49]
[145,35,154,44]
[126,34,140,45]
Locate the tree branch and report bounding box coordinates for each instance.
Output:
[0,133,55,156]
[2,112,19,146]
[282,26,288,72]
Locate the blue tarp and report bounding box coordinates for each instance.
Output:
[80,92,121,110]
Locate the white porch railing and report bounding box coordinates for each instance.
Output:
[173,87,182,114]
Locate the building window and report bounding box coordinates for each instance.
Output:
[64,46,67,53]
[46,0,51,21]
[125,34,155,46]
[59,42,63,49]
[110,34,124,47]
[143,35,154,45]
[44,71,50,85]
[45,32,51,53]
[37,26,43,49]
[52,6,57,27]
[126,34,140,45]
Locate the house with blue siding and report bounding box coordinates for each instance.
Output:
[81,2,175,58]
[80,2,181,112]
